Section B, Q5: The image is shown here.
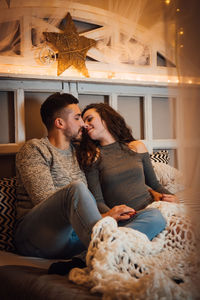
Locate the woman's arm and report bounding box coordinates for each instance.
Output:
[128,141,179,203]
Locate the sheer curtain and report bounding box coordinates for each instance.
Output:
[163,0,200,226]
[163,3,200,292]
[0,20,20,55]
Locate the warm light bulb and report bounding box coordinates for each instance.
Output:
[176,8,180,12]
[179,29,184,35]
[165,0,170,5]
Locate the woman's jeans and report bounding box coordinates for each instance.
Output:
[118,208,166,240]
[15,181,166,259]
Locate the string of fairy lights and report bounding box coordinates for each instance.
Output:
[163,0,197,84]
[164,0,184,49]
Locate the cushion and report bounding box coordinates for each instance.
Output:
[0,177,16,252]
[151,161,184,194]
[150,150,170,164]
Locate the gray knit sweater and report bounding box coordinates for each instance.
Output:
[16,137,87,220]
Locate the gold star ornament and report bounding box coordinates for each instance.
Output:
[43,13,96,77]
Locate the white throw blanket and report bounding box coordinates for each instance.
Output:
[69,201,200,299]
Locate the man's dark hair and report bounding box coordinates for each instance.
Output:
[40,93,79,130]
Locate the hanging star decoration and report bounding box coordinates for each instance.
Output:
[43,13,96,77]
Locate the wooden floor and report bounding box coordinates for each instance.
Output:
[0,265,102,299]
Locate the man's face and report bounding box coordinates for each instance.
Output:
[61,104,85,140]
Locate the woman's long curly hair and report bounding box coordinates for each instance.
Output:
[76,103,136,169]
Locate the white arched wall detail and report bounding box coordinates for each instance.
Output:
[0,2,179,84]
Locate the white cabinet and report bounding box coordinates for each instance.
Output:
[0,78,178,177]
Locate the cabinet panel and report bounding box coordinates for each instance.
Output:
[24,92,49,140]
[152,97,176,139]
[118,96,144,140]
[0,91,15,143]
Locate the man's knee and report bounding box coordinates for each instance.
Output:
[69,181,89,200]
[65,181,91,209]
[68,181,87,193]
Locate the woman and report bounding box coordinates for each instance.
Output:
[76,103,178,241]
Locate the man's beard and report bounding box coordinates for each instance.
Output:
[71,128,83,142]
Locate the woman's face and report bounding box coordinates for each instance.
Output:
[83,108,108,141]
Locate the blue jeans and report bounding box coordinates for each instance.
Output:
[15,181,101,259]
[15,181,166,259]
[119,208,166,241]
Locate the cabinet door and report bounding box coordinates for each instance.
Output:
[152,97,176,139]
[0,91,15,144]
[24,92,50,140]
[118,95,144,140]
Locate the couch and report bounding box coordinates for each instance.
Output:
[0,151,185,299]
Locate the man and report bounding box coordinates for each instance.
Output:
[15,92,166,265]
[15,92,103,261]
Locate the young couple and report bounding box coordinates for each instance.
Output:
[14,92,178,268]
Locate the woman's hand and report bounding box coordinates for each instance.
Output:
[162,194,180,203]
[102,205,136,221]
[149,189,179,203]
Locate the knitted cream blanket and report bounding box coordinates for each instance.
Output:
[69,201,200,299]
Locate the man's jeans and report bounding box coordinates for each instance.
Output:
[15,181,166,259]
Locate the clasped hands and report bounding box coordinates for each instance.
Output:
[101,205,136,221]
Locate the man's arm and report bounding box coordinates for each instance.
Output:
[85,166,110,213]
[16,141,56,206]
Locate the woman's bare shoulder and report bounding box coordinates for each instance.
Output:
[128,140,148,153]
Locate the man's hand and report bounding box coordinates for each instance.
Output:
[102,205,136,221]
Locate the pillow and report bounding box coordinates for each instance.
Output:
[0,177,16,252]
[150,150,170,164]
[151,161,184,194]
